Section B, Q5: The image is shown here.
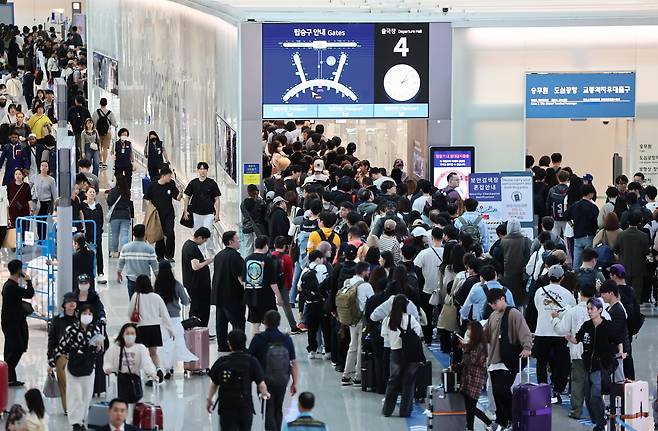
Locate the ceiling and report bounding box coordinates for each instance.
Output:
[197,0,658,22]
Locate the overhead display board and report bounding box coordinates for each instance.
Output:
[262,23,429,119]
[429,146,474,200]
[525,72,636,119]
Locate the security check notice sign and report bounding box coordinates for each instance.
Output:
[525,72,636,119]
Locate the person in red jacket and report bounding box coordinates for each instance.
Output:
[272,236,300,334]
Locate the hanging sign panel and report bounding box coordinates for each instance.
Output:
[525,72,636,119]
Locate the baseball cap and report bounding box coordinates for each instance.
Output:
[343,244,358,261]
[582,173,594,182]
[313,159,325,172]
[547,264,564,279]
[411,226,427,237]
[78,273,90,283]
[265,191,275,200]
[28,133,36,138]
[272,196,286,205]
[608,263,626,277]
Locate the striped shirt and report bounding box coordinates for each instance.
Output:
[117,240,159,281]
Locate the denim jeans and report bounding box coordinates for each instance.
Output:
[85,148,100,176]
[127,278,135,299]
[573,235,593,269]
[110,218,131,253]
[289,256,306,305]
[585,370,605,430]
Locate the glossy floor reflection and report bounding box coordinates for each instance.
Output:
[0,168,656,430]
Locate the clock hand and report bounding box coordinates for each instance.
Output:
[401,70,410,84]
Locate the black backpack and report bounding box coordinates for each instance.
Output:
[96,109,111,135]
[264,337,291,387]
[300,267,323,303]
[547,184,569,221]
[270,253,286,290]
[317,229,337,262]
[481,284,509,321]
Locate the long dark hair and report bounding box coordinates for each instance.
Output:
[369,266,388,292]
[385,264,409,298]
[465,320,485,351]
[135,274,154,294]
[24,388,45,419]
[380,250,394,270]
[388,294,408,331]
[154,262,177,304]
[115,174,130,200]
[115,322,137,347]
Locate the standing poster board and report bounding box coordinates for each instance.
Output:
[469,171,534,245]
[429,146,474,200]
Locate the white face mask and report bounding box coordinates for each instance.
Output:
[119,136,127,141]
[79,283,90,292]
[80,314,93,325]
[124,334,136,346]
[463,330,471,345]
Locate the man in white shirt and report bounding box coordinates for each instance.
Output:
[300,250,330,359]
[551,283,596,419]
[341,262,374,386]
[413,227,443,343]
[645,185,658,214]
[533,264,576,404]
[411,180,432,215]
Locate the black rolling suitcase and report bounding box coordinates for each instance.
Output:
[361,350,375,392]
[415,360,432,401]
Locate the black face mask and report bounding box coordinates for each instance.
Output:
[0,102,6,108]
[150,138,157,143]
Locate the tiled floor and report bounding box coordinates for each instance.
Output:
[0,166,656,430]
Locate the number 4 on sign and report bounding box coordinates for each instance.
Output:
[394,37,409,57]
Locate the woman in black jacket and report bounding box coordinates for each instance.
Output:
[7,36,20,70]
[81,187,105,284]
[47,292,78,414]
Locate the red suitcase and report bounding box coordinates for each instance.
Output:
[0,361,7,412]
[184,327,209,374]
[133,385,163,430]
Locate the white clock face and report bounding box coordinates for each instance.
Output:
[383,64,421,102]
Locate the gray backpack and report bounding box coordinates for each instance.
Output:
[264,339,291,387]
[458,215,483,246]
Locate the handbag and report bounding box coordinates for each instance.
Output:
[143,202,164,243]
[42,372,60,398]
[105,195,120,223]
[400,315,425,364]
[67,347,96,377]
[437,294,460,333]
[1,228,16,248]
[130,294,140,323]
[181,316,202,330]
[429,290,441,306]
[21,300,34,317]
[117,346,143,403]
[179,212,194,229]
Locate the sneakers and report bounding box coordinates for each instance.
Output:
[352,379,361,387]
[551,393,562,405]
[8,381,24,387]
[486,423,503,431]
[290,328,302,335]
[307,352,318,360]
[323,353,332,360]
[341,377,352,386]
[156,369,164,383]
[297,323,308,332]
[97,274,107,284]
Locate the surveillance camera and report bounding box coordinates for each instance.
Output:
[442,7,449,13]
[601,118,611,125]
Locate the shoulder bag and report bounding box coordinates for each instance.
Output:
[117,346,143,403]
[400,315,426,364]
[104,193,120,223]
[67,345,96,377]
[130,294,141,323]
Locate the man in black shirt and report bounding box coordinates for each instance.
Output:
[599,281,629,382]
[212,231,245,352]
[67,95,91,160]
[182,162,221,251]
[243,236,282,335]
[181,228,213,327]
[144,166,181,261]
[564,184,599,269]
[207,329,270,431]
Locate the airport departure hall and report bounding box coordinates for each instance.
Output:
[1,0,658,430]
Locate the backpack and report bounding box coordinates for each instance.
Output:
[317,229,337,262]
[574,267,601,289]
[96,109,111,135]
[270,253,286,290]
[216,353,252,401]
[458,215,483,246]
[480,284,509,321]
[335,278,365,326]
[264,337,291,387]
[300,267,323,303]
[547,184,569,221]
[594,243,614,269]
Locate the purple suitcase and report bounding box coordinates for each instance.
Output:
[512,359,551,431]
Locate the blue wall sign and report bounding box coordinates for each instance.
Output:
[469,173,501,202]
[525,72,636,119]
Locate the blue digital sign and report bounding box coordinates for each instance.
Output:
[526,72,636,119]
[262,23,429,119]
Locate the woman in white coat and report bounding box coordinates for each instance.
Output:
[153,261,197,379]
[127,275,174,384]
[104,323,158,402]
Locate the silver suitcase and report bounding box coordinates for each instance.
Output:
[426,384,467,430]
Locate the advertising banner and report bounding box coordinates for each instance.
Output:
[429,147,474,199]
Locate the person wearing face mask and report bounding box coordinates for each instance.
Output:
[114,128,134,189]
[47,292,78,415]
[451,321,496,431]
[53,304,104,431]
[1,259,35,387]
[72,237,96,292]
[81,187,106,284]
[103,323,158,403]
[144,130,169,181]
